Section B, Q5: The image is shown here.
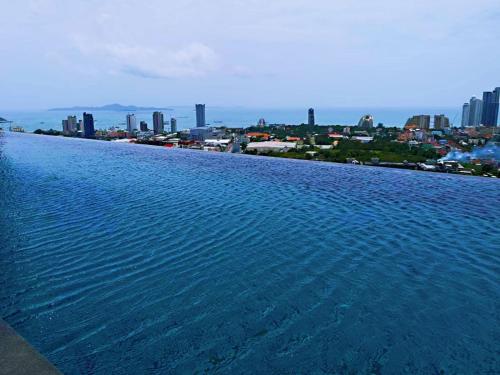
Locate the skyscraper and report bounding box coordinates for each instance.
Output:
[196,104,206,127]
[358,114,374,129]
[170,117,177,133]
[434,114,450,129]
[494,87,500,126]
[62,115,77,134]
[153,111,164,134]
[126,114,137,134]
[461,103,470,127]
[83,112,95,138]
[67,116,77,132]
[481,91,494,126]
[481,88,500,126]
[139,121,148,132]
[308,108,315,126]
[468,96,483,126]
[62,119,69,134]
[405,115,430,130]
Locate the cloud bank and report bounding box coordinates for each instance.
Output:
[74,40,219,78]
[1,0,499,108]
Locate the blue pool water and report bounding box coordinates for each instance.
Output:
[0,132,499,374]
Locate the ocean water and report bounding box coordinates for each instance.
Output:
[0,132,499,374]
[0,106,460,132]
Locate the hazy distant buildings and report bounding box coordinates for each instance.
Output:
[257,118,266,127]
[495,87,500,126]
[139,121,148,132]
[461,103,470,128]
[83,112,95,138]
[170,117,177,133]
[308,108,315,126]
[189,126,224,141]
[433,114,450,129]
[358,114,374,129]
[481,87,500,126]
[461,86,499,127]
[406,114,448,130]
[62,119,68,133]
[126,114,137,134]
[62,115,77,134]
[196,104,206,127]
[405,115,430,130]
[153,111,164,134]
[468,96,483,126]
[68,116,77,132]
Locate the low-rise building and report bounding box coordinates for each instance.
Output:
[189,127,225,142]
[246,132,270,141]
[204,139,231,148]
[351,136,374,143]
[246,141,297,153]
[328,133,344,139]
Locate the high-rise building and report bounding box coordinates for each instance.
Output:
[481,91,494,126]
[468,96,483,126]
[461,103,470,128]
[83,112,95,138]
[170,117,177,133]
[153,111,164,134]
[405,115,430,130]
[196,104,206,127]
[139,121,148,132]
[126,114,137,134]
[308,108,315,126]
[62,119,69,133]
[62,115,77,134]
[481,88,500,126]
[358,114,374,129]
[494,87,500,126]
[67,116,77,132]
[434,114,450,129]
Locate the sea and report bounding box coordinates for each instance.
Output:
[1,106,462,132]
[0,132,498,374]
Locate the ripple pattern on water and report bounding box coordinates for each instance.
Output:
[1,132,499,374]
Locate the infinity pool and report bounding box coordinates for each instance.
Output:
[1,132,499,374]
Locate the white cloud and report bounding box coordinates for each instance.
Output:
[1,0,500,108]
[74,40,219,78]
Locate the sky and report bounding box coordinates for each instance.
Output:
[1,0,499,110]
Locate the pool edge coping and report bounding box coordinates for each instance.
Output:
[0,319,62,375]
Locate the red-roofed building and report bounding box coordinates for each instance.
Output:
[107,131,128,139]
[246,132,270,141]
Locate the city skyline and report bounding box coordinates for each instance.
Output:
[1,0,500,110]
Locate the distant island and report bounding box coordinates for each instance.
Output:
[48,103,172,112]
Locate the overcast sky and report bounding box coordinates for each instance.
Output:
[1,0,499,109]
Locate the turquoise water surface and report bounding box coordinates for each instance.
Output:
[1,106,460,132]
[0,132,499,374]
